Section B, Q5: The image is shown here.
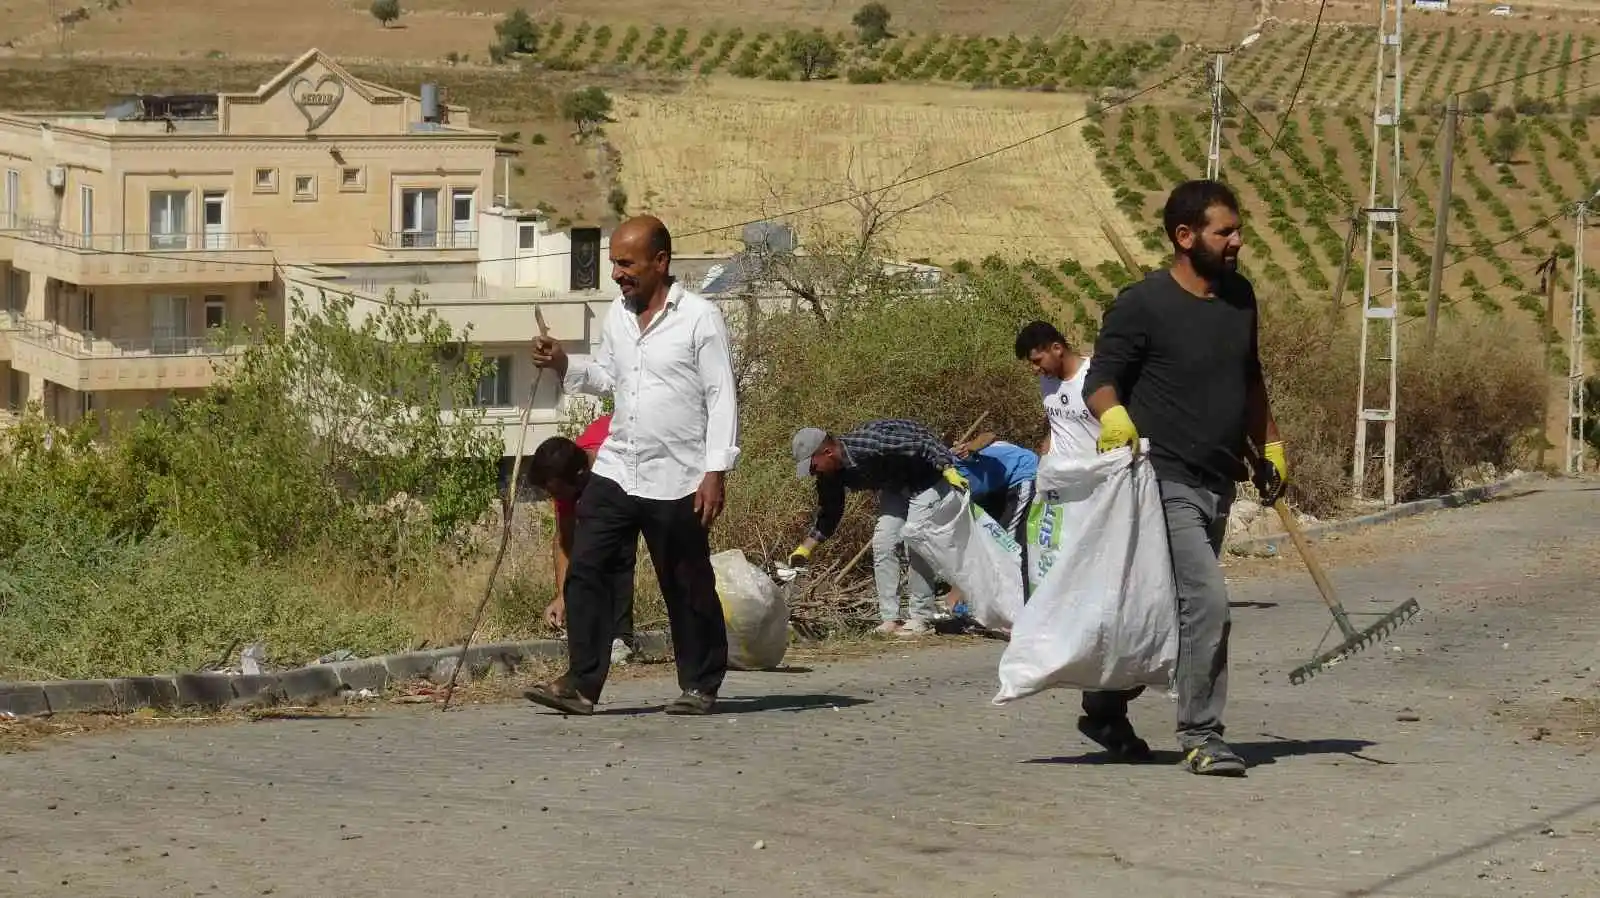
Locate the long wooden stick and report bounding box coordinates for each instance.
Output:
[829,410,990,585]
[441,308,550,711]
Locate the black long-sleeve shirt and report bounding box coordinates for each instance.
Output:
[808,419,958,543]
[1082,268,1264,491]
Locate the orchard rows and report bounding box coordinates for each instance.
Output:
[1225,25,1600,110]
[516,16,1184,89]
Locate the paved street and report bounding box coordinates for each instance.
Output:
[3,479,1597,897]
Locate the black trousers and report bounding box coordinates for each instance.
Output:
[605,538,637,644]
[564,474,728,701]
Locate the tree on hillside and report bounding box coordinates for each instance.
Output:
[852,2,892,45]
[494,7,540,56]
[562,87,613,139]
[1463,90,1493,114]
[1492,119,1525,164]
[370,0,401,28]
[786,30,839,82]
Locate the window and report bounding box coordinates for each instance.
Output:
[340,167,365,191]
[150,295,189,354]
[474,356,513,407]
[4,169,21,225]
[148,190,190,250]
[202,191,226,249]
[400,188,439,248]
[517,223,537,251]
[293,175,317,201]
[253,168,278,193]
[204,295,226,330]
[451,188,475,247]
[79,185,93,240]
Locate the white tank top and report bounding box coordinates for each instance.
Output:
[1041,357,1100,459]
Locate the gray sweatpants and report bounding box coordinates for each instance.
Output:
[1082,478,1234,751]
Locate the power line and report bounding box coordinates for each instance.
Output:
[1350,208,1569,306]
[1268,0,1330,155]
[1454,47,1600,97]
[1222,84,1353,208]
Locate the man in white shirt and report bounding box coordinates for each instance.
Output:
[1014,319,1153,762]
[1013,320,1098,459]
[527,215,741,717]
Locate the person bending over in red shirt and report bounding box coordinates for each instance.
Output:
[527,414,638,664]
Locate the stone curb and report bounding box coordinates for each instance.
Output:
[1226,471,1544,557]
[0,630,672,719]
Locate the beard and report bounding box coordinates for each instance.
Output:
[1186,241,1237,282]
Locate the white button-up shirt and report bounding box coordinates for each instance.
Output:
[563,281,741,501]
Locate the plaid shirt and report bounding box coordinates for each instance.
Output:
[808,419,958,543]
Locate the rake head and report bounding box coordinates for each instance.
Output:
[1289,597,1422,685]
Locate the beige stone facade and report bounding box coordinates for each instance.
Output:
[0,49,572,449]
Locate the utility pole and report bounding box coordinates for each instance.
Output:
[1329,204,1360,329]
[1207,53,1225,181]
[1424,93,1458,350]
[1568,192,1596,475]
[1537,253,1559,471]
[1352,0,1404,506]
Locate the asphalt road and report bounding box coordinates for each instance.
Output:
[3,478,1597,897]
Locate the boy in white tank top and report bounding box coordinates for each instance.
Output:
[1014,321,1099,459]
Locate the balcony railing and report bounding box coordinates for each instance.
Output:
[373,229,479,251]
[4,217,271,253]
[10,318,245,359]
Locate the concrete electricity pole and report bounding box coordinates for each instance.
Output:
[1568,191,1596,475]
[1424,93,1458,350]
[1207,53,1225,181]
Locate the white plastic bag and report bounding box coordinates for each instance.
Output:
[901,489,1024,632]
[712,549,790,671]
[993,441,1177,703]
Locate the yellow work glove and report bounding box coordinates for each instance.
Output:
[1096,405,1139,453]
[787,544,812,570]
[942,466,969,492]
[1254,440,1289,504]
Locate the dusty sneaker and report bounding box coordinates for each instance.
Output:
[872,620,904,636]
[1183,738,1248,777]
[610,638,635,665]
[896,618,934,638]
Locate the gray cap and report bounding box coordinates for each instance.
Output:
[791,427,829,479]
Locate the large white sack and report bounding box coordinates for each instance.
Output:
[712,549,791,671]
[901,489,1024,632]
[993,441,1177,703]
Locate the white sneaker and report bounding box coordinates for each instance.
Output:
[610,638,634,665]
[872,620,904,636]
[896,618,933,638]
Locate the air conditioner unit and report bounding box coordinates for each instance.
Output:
[46,166,67,190]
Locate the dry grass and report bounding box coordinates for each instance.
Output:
[611,78,1139,263]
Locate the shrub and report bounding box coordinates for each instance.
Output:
[370,0,400,27]
[847,65,886,84]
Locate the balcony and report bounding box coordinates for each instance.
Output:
[0,219,274,286]
[370,229,480,252]
[7,318,248,392]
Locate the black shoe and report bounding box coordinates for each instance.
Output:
[1076,715,1154,761]
[663,690,717,716]
[523,679,596,716]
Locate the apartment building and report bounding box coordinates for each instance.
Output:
[0,48,564,440]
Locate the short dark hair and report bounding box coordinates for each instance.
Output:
[526,436,588,489]
[1162,179,1241,248]
[1014,320,1069,360]
[646,221,672,258]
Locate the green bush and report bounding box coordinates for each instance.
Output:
[0,288,501,678]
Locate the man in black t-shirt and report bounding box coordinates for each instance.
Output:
[1082,179,1289,777]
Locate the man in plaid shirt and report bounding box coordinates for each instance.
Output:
[788,419,970,637]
